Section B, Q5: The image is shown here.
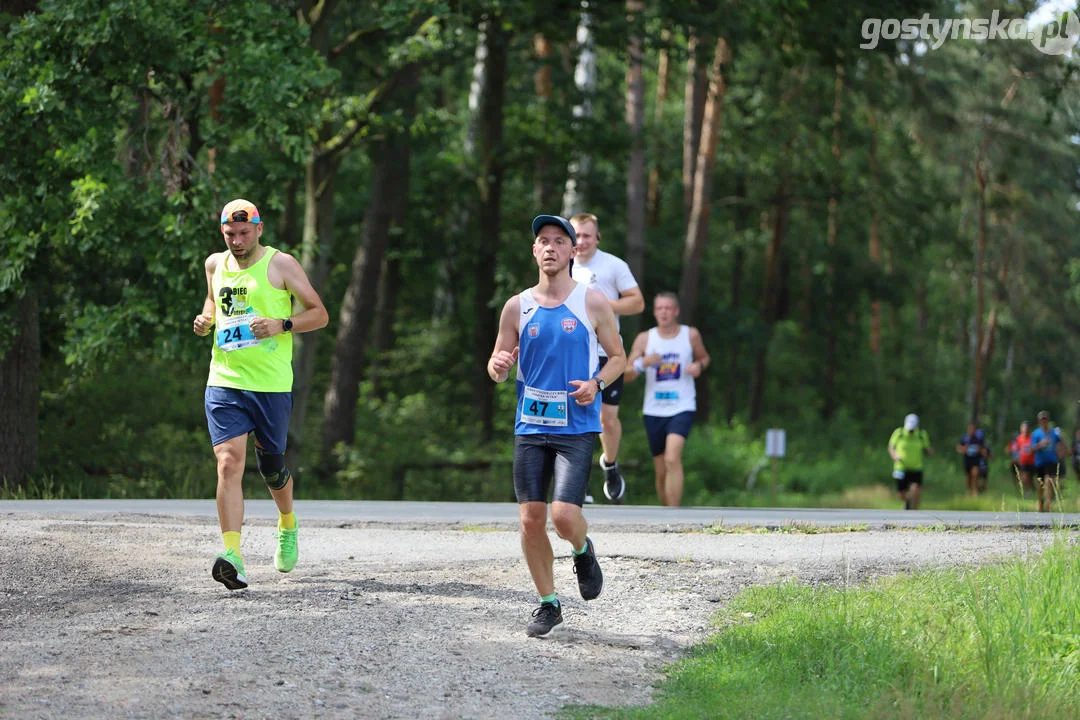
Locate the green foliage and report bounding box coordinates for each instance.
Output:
[4,0,1079,499]
[33,356,215,498]
[680,423,766,501]
[0,0,331,369]
[332,386,515,502]
[568,537,1080,719]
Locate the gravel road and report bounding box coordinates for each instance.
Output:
[0,509,1065,719]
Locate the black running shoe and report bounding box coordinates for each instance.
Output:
[600,456,626,504]
[526,601,563,637]
[211,550,248,591]
[573,536,603,600]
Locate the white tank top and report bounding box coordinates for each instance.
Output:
[642,326,697,417]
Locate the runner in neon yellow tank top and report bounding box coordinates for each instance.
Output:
[193,199,328,590]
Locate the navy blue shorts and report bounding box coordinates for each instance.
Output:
[513,433,595,506]
[204,386,292,452]
[644,411,696,457]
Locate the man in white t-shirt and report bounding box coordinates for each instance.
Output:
[569,213,645,504]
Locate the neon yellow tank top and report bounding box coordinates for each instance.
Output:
[207,247,294,392]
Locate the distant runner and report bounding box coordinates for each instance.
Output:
[888,414,934,510]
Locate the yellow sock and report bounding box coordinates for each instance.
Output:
[278,512,297,531]
[222,531,241,555]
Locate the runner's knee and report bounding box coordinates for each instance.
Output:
[600,412,621,434]
[549,505,580,539]
[215,447,245,478]
[255,448,292,490]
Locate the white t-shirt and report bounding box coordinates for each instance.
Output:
[642,326,697,417]
[571,249,639,357]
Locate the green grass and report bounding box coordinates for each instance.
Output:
[566,536,1080,719]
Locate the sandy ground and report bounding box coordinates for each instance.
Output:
[0,511,1065,719]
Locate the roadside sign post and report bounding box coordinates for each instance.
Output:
[765,429,786,505]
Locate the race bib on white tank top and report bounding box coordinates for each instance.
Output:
[642,326,697,417]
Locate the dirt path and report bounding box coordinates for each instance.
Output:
[0,512,1063,719]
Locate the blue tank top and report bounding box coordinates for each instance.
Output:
[515,283,600,435]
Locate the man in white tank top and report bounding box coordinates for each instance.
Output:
[624,292,710,507]
[569,213,644,505]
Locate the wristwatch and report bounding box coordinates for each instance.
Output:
[594,377,606,393]
[282,318,294,332]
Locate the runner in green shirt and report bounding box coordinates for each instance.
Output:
[193,199,328,590]
[888,413,935,510]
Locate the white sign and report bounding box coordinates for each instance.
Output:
[766,429,786,458]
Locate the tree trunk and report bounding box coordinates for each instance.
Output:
[678,37,729,326]
[682,34,708,226]
[624,0,647,285]
[206,67,225,176]
[321,105,417,456]
[969,80,1019,424]
[5,0,39,16]
[646,31,671,228]
[562,8,595,217]
[971,157,987,423]
[867,108,882,355]
[997,337,1014,443]
[726,174,749,425]
[433,28,489,325]
[286,0,343,469]
[0,289,40,488]
[821,61,844,420]
[533,33,554,209]
[277,179,300,250]
[978,248,1008,422]
[288,147,338,469]
[472,22,508,443]
[748,183,790,426]
[370,254,402,400]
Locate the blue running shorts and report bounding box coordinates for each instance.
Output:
[204,386,292,452]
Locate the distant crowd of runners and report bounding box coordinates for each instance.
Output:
[888,411,1080,512]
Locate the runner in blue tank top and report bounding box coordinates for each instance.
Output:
[487,214,626,638]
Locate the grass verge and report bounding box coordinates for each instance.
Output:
[567,535,1080,719]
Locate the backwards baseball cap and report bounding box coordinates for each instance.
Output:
[904,413,918,430]
[531,214,576,245]
[221,199,261,225]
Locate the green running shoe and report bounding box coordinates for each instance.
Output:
[274,524,299,573]
[211,549,248,590]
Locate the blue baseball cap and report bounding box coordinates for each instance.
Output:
[531,215,576,245]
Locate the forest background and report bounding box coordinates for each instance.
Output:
[1,0,1078,509]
